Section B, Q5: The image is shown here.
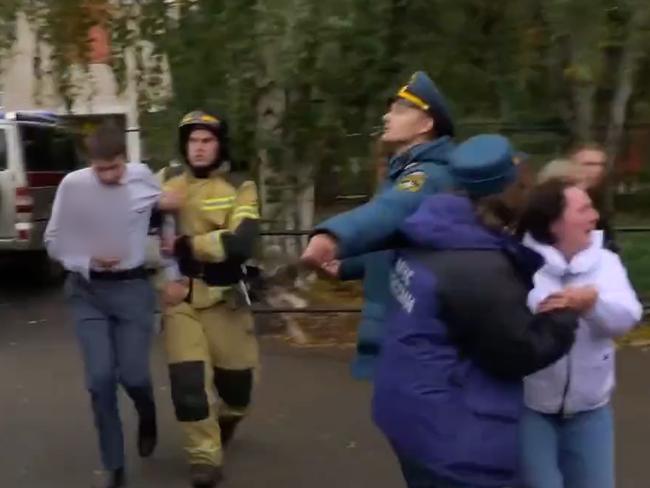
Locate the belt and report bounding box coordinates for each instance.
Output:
[89,266,149,281]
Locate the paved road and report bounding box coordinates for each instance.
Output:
[1,278,650,487]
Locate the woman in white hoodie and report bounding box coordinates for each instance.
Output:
[518,179,642,488]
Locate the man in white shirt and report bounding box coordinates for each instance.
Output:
[45,125,166,488]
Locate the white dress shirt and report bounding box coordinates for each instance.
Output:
[45,162,162,279]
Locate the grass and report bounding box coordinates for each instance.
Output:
[617,213,650,300]
[618,224,650,344]
[620,232,650,300]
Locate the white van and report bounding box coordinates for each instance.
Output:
[0,111,80,277]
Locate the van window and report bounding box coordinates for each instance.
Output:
[52,130,81,170]
[0,129,6,171]
[20,124,79,172]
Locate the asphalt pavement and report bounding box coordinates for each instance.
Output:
[1,278,649,487]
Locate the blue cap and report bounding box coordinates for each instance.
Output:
[396,71,454,137]
[450,134,517,197]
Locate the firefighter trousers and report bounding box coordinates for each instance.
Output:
[163,300,259,467]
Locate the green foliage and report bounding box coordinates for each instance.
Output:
[0,1,20,56]
[620,231,650,296]
[2,0,650,179]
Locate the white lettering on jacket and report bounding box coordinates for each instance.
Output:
[391,258,416,314]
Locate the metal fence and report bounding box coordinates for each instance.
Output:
[255,227,650,315]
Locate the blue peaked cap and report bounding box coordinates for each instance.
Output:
[450,134,518,197]
[396,71,455,137]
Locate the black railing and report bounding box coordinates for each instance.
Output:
[261,227,650,237]
[258,227,650,316]
[253,306,362,314]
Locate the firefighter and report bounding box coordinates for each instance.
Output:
[160,110,260,488]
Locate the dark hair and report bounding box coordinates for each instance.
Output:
[472,161,534,234]
[474,195,519,234]
[86,124,126,161]
[518,179,572,244]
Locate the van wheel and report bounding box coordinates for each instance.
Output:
[23,252,65,285]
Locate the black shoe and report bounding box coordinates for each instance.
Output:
[138,412,157,458]
[127,386,157,458]
[190,464,223,488]
[97,468,125,488]
[218,416,241,447]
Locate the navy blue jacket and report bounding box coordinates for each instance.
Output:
[316,137,455,379]
[373,194,577,487]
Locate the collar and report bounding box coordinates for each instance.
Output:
[91,163,130,186]
[501,234,546,287]
[118,164,131,185]
[522,230,604,277]
[184,163,229,182]
[388,136,451,179]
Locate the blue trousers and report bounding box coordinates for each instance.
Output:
[65,273,156,470]
[519,406,614,488]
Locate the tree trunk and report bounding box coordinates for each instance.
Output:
[254,3,295,256]
[568,35,596,142]
[295,162,314,249]
[254,0,319,258]
[604,7,648,172]
[383,0,409,78]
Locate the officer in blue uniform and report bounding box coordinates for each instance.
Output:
[301,71,456,380]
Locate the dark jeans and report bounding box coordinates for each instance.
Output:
[65,273,156,470]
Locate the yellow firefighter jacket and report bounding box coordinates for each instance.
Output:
[164,169,260,309]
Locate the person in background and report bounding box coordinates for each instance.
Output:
[569,142,620,252]
[538,144,618,252]
[44,125,168,488]
[372,135,579,488]
[537,159,577,185]
[518,179,642,488]
[570,142,608,191]
[302,71,456,380]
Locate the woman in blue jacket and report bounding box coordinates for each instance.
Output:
[372,135,580,488]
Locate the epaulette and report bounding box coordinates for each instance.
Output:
[404,161,421,171]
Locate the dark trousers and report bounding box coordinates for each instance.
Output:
[65,273,156,470]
